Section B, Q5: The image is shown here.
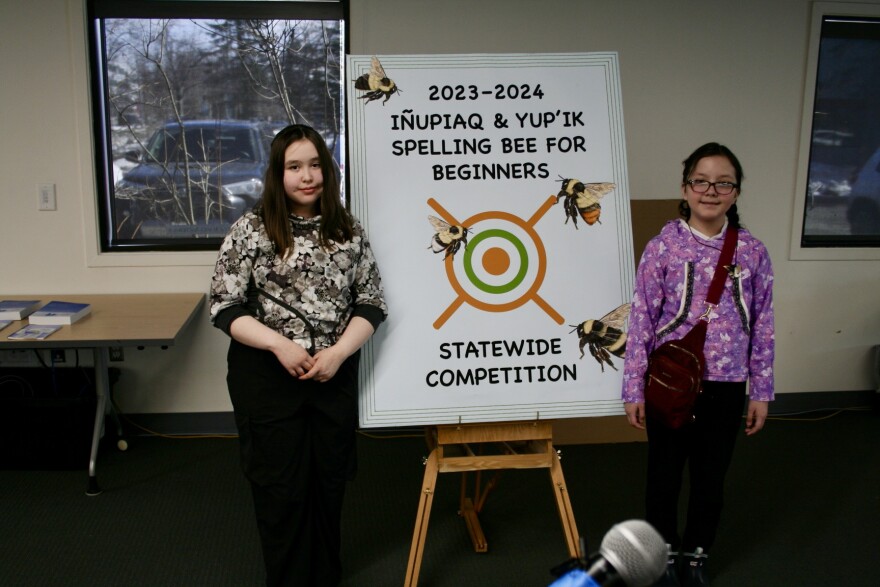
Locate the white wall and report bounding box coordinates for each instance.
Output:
[1,0,878,417]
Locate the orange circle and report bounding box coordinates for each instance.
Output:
[482,246,510,275]
[445,210,547,312]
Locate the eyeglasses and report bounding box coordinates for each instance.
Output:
[686,179,739,196]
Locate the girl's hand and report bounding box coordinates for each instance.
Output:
[745,399,769,436]
[300,346,346,382]
[272,338,315,377]
[228,315,315,376]
[625,402,646,430]
[299,316,376,382]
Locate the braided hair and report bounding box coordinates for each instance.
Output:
[678,142,743,229]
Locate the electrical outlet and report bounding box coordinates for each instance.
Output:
[51,349,67,364]
[109,347,124,362]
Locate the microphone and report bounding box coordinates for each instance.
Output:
[549,520,667,587]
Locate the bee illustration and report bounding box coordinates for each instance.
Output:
[555,179,616,228]
[570,303,631,372]
[354,56,400,105]
[428,215,471,259]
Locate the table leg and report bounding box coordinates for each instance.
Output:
[86,347,109,496]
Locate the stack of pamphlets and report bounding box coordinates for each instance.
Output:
[28,301,91,325]
[0,299,42,320]
[7,324,62,340]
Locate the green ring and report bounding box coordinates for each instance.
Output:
[462,229,528,294]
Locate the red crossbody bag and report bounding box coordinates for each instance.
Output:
[644,226,738,429]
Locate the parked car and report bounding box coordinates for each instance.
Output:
[115,120,275,239]
[846,146,880,236]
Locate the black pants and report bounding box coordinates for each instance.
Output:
[645,380,746,552]
[227,340,359,587]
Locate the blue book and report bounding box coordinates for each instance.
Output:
[28,300,92,325]
[0,299,42,320]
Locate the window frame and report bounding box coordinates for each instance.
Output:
[790,2,880,260]
[86,0,348,254]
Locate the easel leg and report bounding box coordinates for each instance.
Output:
[404,422,583,583]
[474,470,501,512]
[548,447,580,558]
[458,468,498,553]
[405,448,439,587]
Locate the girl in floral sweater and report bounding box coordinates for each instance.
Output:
[210,125,387,587]
[622,143,774,587]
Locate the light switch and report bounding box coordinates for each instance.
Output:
[38,183,56,211]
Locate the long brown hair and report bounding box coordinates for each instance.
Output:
[258,124,352,255]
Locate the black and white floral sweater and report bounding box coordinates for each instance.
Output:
[210,211,387,353]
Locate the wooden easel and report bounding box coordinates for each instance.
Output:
[404,420,581,586]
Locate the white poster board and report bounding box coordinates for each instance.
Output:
[347,53,633,428]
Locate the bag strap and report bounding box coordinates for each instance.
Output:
[685,226,738,347]
[704,225,738,307]
[255,287,317,355]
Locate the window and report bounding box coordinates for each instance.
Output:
[793,3,880,258]
[87,0,346,252]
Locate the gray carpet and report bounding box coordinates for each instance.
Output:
[0,409,877,586]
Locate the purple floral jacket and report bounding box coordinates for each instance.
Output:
[622,220,775,403]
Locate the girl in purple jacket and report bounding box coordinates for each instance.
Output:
[622,143,774,587]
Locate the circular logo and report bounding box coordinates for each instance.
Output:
[445,210,548,312]
[462,228,529,294]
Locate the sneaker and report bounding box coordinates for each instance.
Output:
[651,545,681,587]
[681,547,709,587]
